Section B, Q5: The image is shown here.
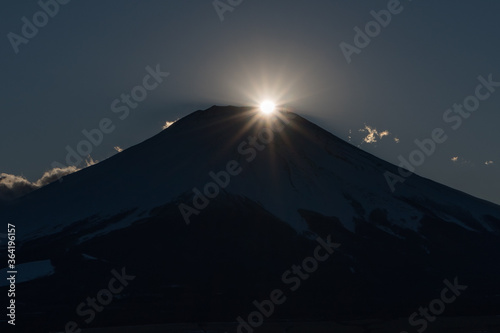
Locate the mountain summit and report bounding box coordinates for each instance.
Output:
[2,105,500,331]
[7,106,499,240]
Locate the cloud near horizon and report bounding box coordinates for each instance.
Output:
[0,173,37,202]
[0,160,95,202]
[0,166,78,201]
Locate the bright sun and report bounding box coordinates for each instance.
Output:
[260,100,276,115]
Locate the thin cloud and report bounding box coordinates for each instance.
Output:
[162,119,178,130]
[450,156,473,166]
[84,156,97,167]
[0,174,38,201]
[485,160,494,166]
[359,126,377,143]
[394,137,400,143]
[35,166,79,187]
[359,125,391,144]
[0,157,96,202]
[379,130,390,139]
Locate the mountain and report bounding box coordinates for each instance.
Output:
[1,105,500,332]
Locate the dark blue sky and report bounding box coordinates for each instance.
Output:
[1,0,499,204]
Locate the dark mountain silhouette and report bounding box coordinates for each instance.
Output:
[1,106,499,332]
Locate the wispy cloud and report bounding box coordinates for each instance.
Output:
[84,156,97,167]
[0,174,38,201]
[450,156,474,166]
[379,130,390,139]
[163,119,178,130]
[359,125,391,144]
[0,157,96,202]
[35,166,79,187]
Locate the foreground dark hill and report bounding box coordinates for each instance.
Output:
[1,106,499,331]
